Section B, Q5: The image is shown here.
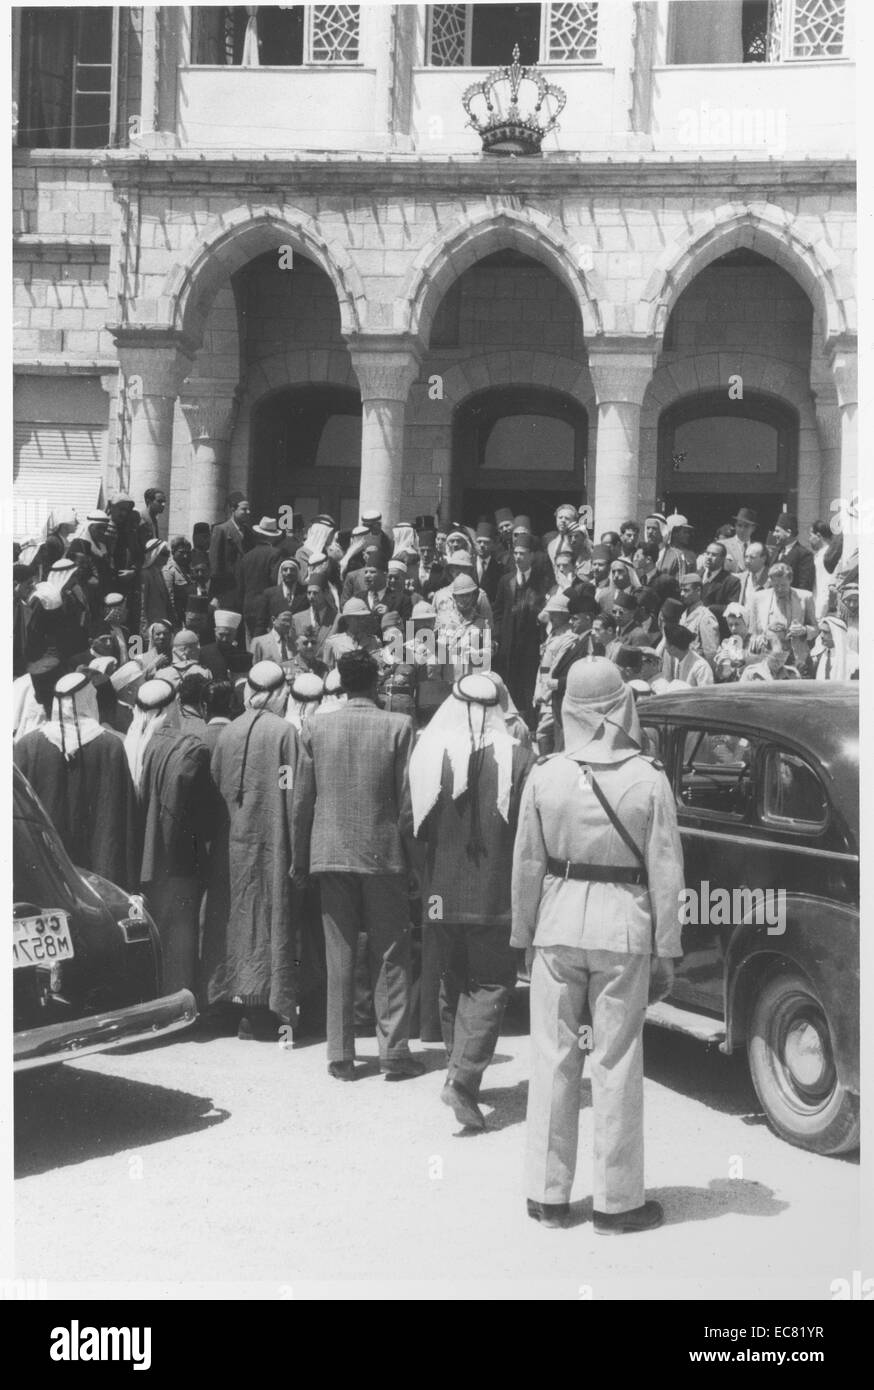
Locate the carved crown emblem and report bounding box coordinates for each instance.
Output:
[462,45,566,157]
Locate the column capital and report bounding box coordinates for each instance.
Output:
[826,334,857,409]
[179,380,242,444]
[346,333,423,402]
[587,338,658,406]
[110,326,196,398]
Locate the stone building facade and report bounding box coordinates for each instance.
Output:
[12,2,857,540]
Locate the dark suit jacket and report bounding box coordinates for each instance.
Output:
[199,642,253,681]
[258,582,313,633]
[472,555,504,604]
[236,543,285,632]
[776,540,815,593]
[304,697,415,876]
[209,519,250,599]
[701,569,741,622]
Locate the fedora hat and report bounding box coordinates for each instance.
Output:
[253,517,281,537]
[732,507,758,526]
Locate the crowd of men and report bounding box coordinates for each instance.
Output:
[10,489,860,1233]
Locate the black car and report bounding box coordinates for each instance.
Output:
[638,683,859,1156]
[13,767,196,1070]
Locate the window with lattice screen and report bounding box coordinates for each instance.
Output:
[308,5,360,63]
[428,4,600,65]
[786,0,846,58]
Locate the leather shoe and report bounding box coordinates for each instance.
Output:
[593,1200,664,1235]
[527,1199,570,1228]
[441,1080,485,1130]
[327,1060,356,1081]
[381,1056,426,1081]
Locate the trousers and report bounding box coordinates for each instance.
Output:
[526,946,650,1213]
[319,872,412,1063]
[432,921,517,1096]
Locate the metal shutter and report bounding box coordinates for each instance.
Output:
[13,422,105,535]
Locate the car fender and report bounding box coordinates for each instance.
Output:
[724,895,859,1091]
[78,870,163,1000]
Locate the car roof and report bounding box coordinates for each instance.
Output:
[640,682,859,782]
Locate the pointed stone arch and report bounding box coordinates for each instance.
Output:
[401,205,604,345]
[641,201,854,347]
[158,204,366,346]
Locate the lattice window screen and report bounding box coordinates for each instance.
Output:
[429,5,469,67]
[766,0,785,61]
[788,0,846,57]
[309,5,360,63]
[547,2,599,62]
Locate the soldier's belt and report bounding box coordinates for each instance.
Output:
[546,856,648,887]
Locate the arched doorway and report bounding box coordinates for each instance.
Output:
[251,385,362,529]
[453,385,588,533]
[658,390,798,541]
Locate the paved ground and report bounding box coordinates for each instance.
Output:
[14,1003,860,1300]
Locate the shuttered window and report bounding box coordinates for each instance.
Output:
[13,422,105,531]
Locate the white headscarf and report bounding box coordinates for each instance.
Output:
[70,512,109,558]
[285,673,324,730]
[123,680,178,793]
[30,582,63,611]
[41,674,104,760]
[561,656,642,764]
[46,561,78,598]
[244,662,289,716]
[13,673,47,741]
[814,616,858,681]
[303,519,335,558]
[392,523,419,559]
[409,679,517,836]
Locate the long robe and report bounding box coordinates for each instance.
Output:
[138,726,216,993]
[13,729,139,890]
[201,710,314,1021]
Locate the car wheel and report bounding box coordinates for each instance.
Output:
[748,971,859,1156]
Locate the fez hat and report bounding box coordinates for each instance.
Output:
[664,622,694,650]
[494,508,514,526]
[775,512,798,532]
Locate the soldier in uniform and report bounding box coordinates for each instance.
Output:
[511,657,684,1232]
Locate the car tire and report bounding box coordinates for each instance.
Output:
[748,970,859,1156]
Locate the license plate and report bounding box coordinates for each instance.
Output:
[13,912,74,969]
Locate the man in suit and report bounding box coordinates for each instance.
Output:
[657,518,697,579]
[699,541,741,628]
[139,540,174,640]
[303,649,424,1081]
[252,610,296,665]
[136,487,166,554]
[722,506,759,574]
[737,541,770,615]
[511,658,683,1231]
[472,522,505,603]
[259,557,310,631]
[415,527,447,598]
[209,492,252,602]
[772,511,815,592]
[750,562,816,671]
[236,517,286,642]
[493,534,549,725]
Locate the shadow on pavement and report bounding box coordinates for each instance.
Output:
[642,1024,761,1119]
[14,1066,229,1178]
[655,1178,789,1226]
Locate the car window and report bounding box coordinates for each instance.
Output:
[679,728,756,820]
[761,749,828,831]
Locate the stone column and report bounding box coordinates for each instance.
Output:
[347,335,422,525]
[588,343,657,534]
[180,382,241,532]
[828,337,857,515]
[112,329,194,513]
